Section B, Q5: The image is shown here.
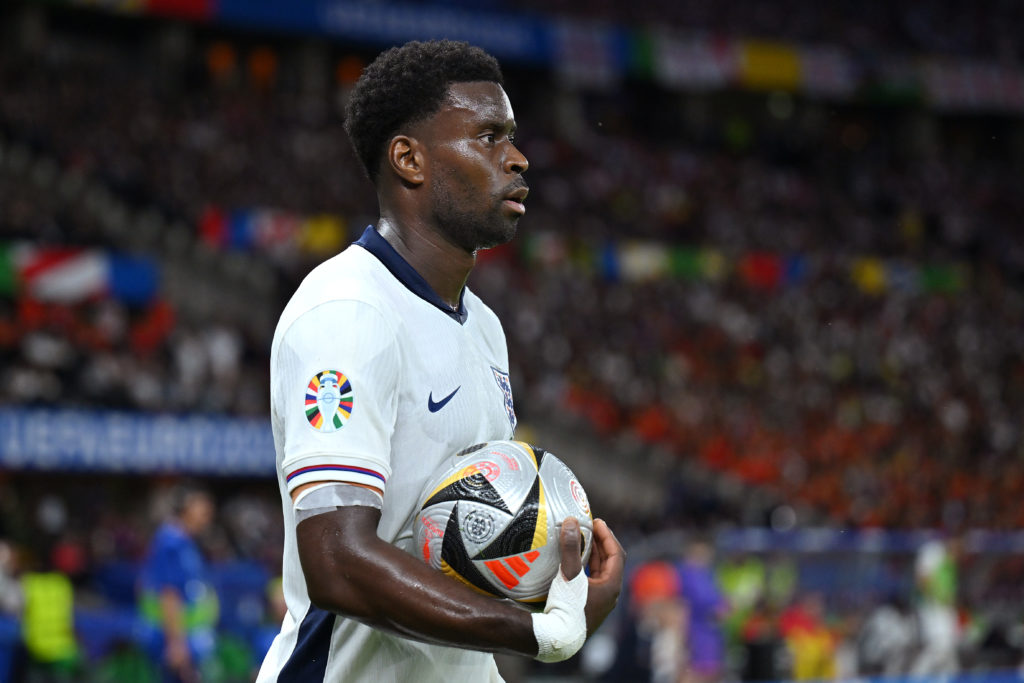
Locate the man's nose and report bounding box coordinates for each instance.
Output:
[505,144,528,175]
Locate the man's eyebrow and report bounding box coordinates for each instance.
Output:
[478,119,517,133]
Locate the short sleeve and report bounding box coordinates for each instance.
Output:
[142,528,187,594]
[273,299,400,496]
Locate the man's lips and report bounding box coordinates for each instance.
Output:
[502,184,529,215]
[503,198,526,215]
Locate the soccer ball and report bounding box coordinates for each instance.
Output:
[414,440,593,604]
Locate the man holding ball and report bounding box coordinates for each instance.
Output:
[258,40,624,682]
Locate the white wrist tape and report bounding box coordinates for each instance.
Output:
[531,569,588,663]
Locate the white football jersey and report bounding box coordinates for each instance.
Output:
[258,226,516,682]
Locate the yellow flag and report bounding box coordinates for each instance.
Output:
[739,41,801,91]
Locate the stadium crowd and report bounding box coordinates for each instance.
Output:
[509,0,1024,63]
[4,3,1022,529]
[2,1,1024,680]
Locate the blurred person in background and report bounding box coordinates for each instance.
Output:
[138,482,219,683]
[778,592,837,681]
[18,546,81,681]
[856,593,917,677]
[677,538,727,683]
[717,551,766,672]
[911,536,961,676]
[0,539,25,682]
[736,597,782,683]
[614,558,687,683]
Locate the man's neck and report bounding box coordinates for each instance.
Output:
[376,216,475,310]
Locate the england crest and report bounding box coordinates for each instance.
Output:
[491,367,517,430]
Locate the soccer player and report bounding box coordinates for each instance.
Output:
[257,40,625,682]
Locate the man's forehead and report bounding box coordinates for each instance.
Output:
[441,81,514,121]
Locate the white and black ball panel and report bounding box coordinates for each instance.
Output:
[439,501,510,596]
[417,498,458,569]
[456,442,489,457]
[455,499,513,559]
[414,440,594,602]
[539,454,594,563]
[421,469,512,514]
[473,475,542,560]
[465,441,540,513]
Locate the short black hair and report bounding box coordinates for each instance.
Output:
[344,40,504,183]
[168,480,211,517]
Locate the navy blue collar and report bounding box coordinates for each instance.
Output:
[355,225,468,324]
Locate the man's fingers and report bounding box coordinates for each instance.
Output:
[587,518,625,579]
[593,518,621,554]
[558,517,583,580]
[582,518,626,636]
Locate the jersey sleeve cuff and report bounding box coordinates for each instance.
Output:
[284,453,390,495]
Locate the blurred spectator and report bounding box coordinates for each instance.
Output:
[912,536,961,675]
[0,539,25,681]
[718,553,765,639]
[966,608,1024,671]
[677,539,728,682]
[856,594,917,677]
[609,558,686,682]
[778,592,837,681]
[736,598,782,682]
[138,483,218,683]
[253,576,286,659]
[20,564,80,681]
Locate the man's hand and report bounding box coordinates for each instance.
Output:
[165,634,197,683]
[159,586,198,682]
[583,518,625,636]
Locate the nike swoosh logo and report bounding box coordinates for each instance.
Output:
[427,386,461,413]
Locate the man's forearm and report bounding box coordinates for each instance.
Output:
[159,587,188,643]
[297,507,538,657]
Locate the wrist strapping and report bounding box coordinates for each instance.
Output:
[531,569,588,663]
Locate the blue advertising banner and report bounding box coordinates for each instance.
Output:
[0,408,275,476]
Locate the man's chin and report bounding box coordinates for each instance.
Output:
[475,220,519,251]
[442,215,519,253]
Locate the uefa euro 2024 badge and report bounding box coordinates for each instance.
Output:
[305,370,354,432]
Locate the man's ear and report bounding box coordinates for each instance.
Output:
[387,135,425,185]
